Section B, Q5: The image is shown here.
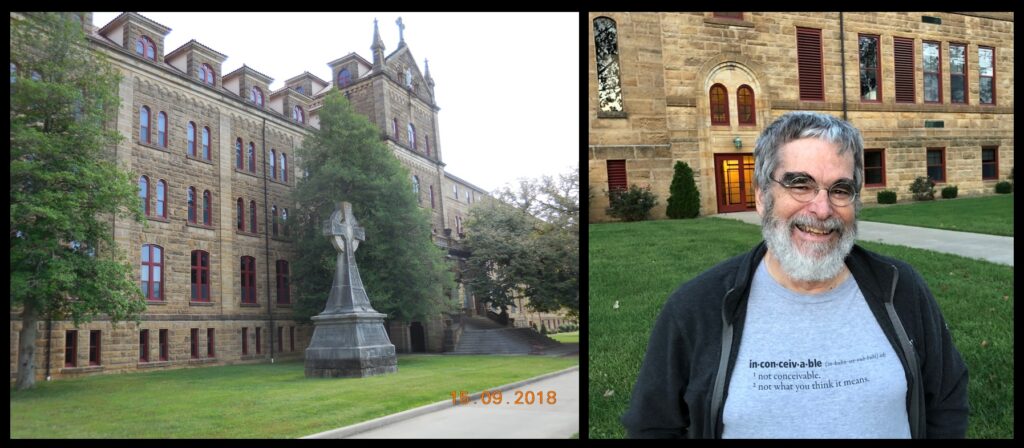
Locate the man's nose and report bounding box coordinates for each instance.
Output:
[805,188,833,218]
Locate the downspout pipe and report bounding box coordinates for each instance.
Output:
[44,315,52,380]
[840,12,848,121]
[262,116,275,363]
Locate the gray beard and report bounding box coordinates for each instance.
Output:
[761,204,857,282]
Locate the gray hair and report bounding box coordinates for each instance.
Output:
[753,111,864,212]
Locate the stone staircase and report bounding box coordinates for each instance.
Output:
[449,316,574,356]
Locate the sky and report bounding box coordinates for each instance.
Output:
[91,12,579,194]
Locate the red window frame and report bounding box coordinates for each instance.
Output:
[709,83,729,125]
[140,106,150,144]
[289,326,295,352]
[270,149,277,179]
[242,327,249,355]
[65,330,77,367]
[137,36,156,61]
[139,329,149,362]
[272,206,278,236]
[251,87,264,107]
[158,329,168,361]
[207,328,215,357]
[893,37,916,103]
[191,250,210,302]
[255,327,262,354]
[190,328,199,359]
[949,43,968,104]
[858,34,882,103]
[202,127,211,160]
[248,142,256,173]
[187,122,196,157]
[249,200,257,233]
[278,326,283,352]
[139,176,149,216]
[157,111,167,147]
[607,159,627,192]
[863,148,886,187]
[141,244,163,301]
[796,27,824,101]
[979,46,995,105]
[981,147,999,180]
[201,63,214,85]
[276,260,290,304]
[187,187,197,223]
[923,41,942,103]
[203,190,212,225]
[737,85,755,125]
[235,138,243,169]
[241,256,256,304]
[237,198,245,231]
[156,179,166,218]
[926,148,946,184]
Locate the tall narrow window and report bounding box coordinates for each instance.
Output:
[981,147,998,180]
[796,27,824,101]
[241,256,256,304]
[203,190,212,226]
[893,37,915,103]
[159,329,168,361]
[256,327,262,354]
[237,198,244,231]
[191,250,210,302]
[293,106,304,124]
[202,127,210,160]
[272,205,278,237]
[281,153,287,182]
[278,326,284,352]
[412,175,421,203]
[140,106,150,143]
[425,134,430,157]
[187,187,197,223]
[156,180,166,218]
[248,142,256,172]
[864,148,886,187]
[249,200,257,233]
[927,148,946,183]
[709,84,729,125]
[276,260,290,304]
[141,244,163,301]
[408,123,416,150]
[338,69,352,88]
[923,41,942,103]
[138,176,149,216]
[157,112,167,147]
[737,85,755,125]
[200,63,214,85]
[235,138,243,169]
[251,86,264,107]
[65,330,77,367]
[607,159,628,192]
[393,118,399,139]
[290,326,295,352]
[190,328,199,359]
[137,36,156,61]
[139,329,149,362]
[858,35,881,102]
[979,47,995,105]
[593,17,623,112]
[949,43,967,104]
[430,185,435,209]
[77,331,99,366]
[242,327,249,356]
[187,122,196,157]
[207,328,215,357]
[282,208,289,237]
[270,149,277,180]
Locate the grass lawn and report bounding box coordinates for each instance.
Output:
[858,193,1013,236]
[589,218,1013,439]
[549,331,579,343]
[10,354,578,438]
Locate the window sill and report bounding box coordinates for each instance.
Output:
[189,301,215,306]
[146,300,166,305]
[187,221,216,230]
[147,216,171,223]
[61,365,104,374]
[188,358,218,365]
[236,230,261,238]
[275,303,292,308]
[138,141,171,153]
[186,155,215,165]
[597,110,627,119]
[234,168,261,178]
[268,178,291,186]
[138,360,170,368]
[240,302,261,308]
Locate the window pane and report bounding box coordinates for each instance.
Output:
[951,76,965,103]
[864,151,882,169]
[983,164,996,179]
[980,77,993,104]
[141,265,149,282]
[593,17,623,112]
[927,166,943,182]
[927,151,942,166]
[153,281,160,299]
[923,43,939,72]
[924,74,939,102]
[982,149,995,163]
[153,246,161,260]
[860,70,877,100]
[141,245,150,263]
[949,46,965,74]
[865,167,882,185]
[859,37,877,68]
[979,48,993,76]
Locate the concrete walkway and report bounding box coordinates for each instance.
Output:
[712,211,1014,267]
[302,365,579,439]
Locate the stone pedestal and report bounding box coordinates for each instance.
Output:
[305,312,397,378]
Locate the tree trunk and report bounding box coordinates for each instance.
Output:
[15,302,39,390]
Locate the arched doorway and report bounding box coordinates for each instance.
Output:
[410,322,426,353]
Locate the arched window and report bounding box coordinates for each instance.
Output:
[139,176,149,216]
[187,122,196,157]
[187,187,197,223]
[240,256,256,304]
[156,180,166,218]
[198,66,206,84]
[139,106,150,143]
[191,250,210,302]
[293,106,304,124]
[249,200,257,233]
[272,205,278,237]
[136,36,156,61]
[250,87,264,107]
[709,83,729,125]
[270,149,277,180]
[141,244,163,300]
[392,118,399,139]
[248,142,256,173]
[412,175,420,195]
[276,260,290,304]
[408,123,416,150]
[282,208,289,236]
[203,190,212,225]
[237,198,244,231]
[157,112,167,147]
[235,138,243,169]
[737,85,756,125]
[202,127,210,160]
[425,134,430,157]
[593,17,623,112]
[338,68,351,88]
[280,153,287,182]
[199,64,214,85]
[430,185,435,209]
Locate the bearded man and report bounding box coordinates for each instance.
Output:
[621,112,969,439]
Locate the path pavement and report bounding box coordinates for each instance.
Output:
[712,211,1014,266]
[302,365,579,439]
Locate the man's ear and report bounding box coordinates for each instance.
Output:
[754,186,764,217]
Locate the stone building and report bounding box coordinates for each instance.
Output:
[10,12,496,381]
[588,12,1014,221]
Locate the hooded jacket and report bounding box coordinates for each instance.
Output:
[621,241,969,438]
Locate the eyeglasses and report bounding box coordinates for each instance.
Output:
[771,175,857,207]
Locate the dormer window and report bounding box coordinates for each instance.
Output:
[136,36,156,61]
[250,86,264,107]
[293,106,304,124]
[295,86,304,95]
[198,64,214,85]
[338,69,352,88]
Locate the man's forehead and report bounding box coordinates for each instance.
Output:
[776,139,854,175]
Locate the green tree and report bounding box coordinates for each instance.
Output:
[666,161,700,219]
[10,13,147,390]
[291,91,455,324]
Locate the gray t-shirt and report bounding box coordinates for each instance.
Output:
[722,259,910,438]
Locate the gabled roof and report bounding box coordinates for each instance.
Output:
[165,39,228,63]
[284,71,329,87]
[326,52,373,69]
[97,12,171,37]
[222,64,274,85]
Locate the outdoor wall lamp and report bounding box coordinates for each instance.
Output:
[733,136,742,149]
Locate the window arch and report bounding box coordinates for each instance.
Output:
[248,142,256,173]
[240,256,256,304]
[408,123,416,150]
[280,153,287,182]
[270,149,277,180]
[250,86,264,107]
[136,36,156,61]
[593,17,623,113]
[191,250,210,302]
[709,83,729,125]
[202,127,210,160]
[139,176,150,216]
[293,106,304,124]
[187,122,196,157]
[235,138,243,169]
[203,190,212,225]
[249,200,257,233]
[200,63,214,85]
[737,85,756,125]
[141,244,163,301]
[139,106,150,143]
[187,187,197,223]
[338,68,351,88]
[157,112,167,147]
[237,198,244,231]
[156,180,166,218]
[272,205,278,237]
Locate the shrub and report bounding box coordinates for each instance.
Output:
[995,181,1013,194]
[540,323,548,335]
[877,190,897,204]
[558,323,579,333]
[909,176,936,201]
[607,184,658,221]
[941,185,958,199]
[666,161,700,219]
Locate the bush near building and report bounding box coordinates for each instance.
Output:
[910,176,936,201]
[995,181,1012,194]
[941,185,959,199]
[877,190,897,204]
[666,161,700,219]
[607,185,658,222]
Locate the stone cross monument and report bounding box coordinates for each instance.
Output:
[305,201,397,378]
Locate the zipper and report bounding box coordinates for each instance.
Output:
[709,286,736,438]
